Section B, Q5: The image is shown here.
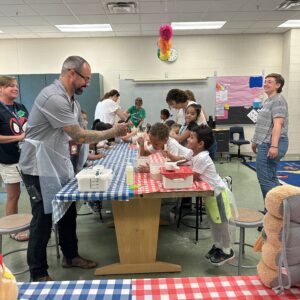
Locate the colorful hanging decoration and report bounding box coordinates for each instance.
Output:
[157,24,178,62]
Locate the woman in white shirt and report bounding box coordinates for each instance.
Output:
[94,89,127,125]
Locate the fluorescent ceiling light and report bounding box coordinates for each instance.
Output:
[278,20,300,27]
[171,21,226,30]
[55,24,112,32]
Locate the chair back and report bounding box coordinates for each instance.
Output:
[230,126,245,142]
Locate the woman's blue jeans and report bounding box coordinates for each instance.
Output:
[256,137,288,209]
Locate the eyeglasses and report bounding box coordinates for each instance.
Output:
[73,70,91,83]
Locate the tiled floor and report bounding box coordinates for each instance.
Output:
[0,157,273,282]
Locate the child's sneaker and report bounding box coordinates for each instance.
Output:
[204,245,217,260]
[210,248,235,266]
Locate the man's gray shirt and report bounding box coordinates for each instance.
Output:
[20,79,81,175]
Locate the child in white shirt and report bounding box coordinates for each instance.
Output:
[187,125,235,266]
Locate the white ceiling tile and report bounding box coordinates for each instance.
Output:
[231,11,267,21]
[67,3,105,15]
[240,0,283,12]
[139,13,165,23]
[111,23,140,31]
[1,0,24,4]
[242,28,271,34]
[291,11,300,18]
[174,1,211,13]
[44,15,79,24]
[201,12,234,21]
[65,0,99,2]
[250,21,283,29]
[223,21,252,29]
[206,0,245,12]
[0,0,296,38]
[217,29,247,34]
[0,17,18,26]
[115,31,141,37]
[0,25,32,33]
[11,16,50,25]
[141,23,160,31]
[27,25,59,32]
[107,14,140,24]
[29,4,72,16]
[262,11,300,21]
[0,5,38,16]
[26,0,63,3]
[140,2,167,14]
[168,12,203,22]
[140,30,157,36]
[76,15,109,23]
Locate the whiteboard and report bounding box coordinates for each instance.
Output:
[119,78,216,124]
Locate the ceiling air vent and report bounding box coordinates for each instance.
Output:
[276,0,300,10]
[107,2,137,14]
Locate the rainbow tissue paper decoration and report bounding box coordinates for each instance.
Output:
[157,24,173,62]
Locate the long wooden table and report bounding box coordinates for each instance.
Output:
[54,143,214,275]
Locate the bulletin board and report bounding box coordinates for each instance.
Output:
[215,76,264,125]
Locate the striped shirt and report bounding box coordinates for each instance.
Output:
[252,94,288,145]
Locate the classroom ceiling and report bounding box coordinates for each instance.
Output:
[0,0,300,39]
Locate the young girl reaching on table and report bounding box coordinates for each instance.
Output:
[170,103,200,146]
[137,122,193,172]
[187,125,236,266]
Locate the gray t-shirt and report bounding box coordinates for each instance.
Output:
[19,79,81,175]
[252,94,288,145]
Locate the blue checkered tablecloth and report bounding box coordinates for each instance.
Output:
[18,279,132,300]
[52,143,136,223]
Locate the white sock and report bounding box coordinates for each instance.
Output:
[215,242,222,249]
[222,247,231,255]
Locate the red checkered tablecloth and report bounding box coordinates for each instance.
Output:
[134,172,212,195]
[133,152,213,195]
[132,276,300,299]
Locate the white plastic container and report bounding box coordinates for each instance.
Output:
[76,168,113,192]
[149,162,165,181]
[161,166,193,189]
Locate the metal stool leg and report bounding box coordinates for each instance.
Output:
[238,227,245,275]
[195,197,199,242]
[177,199,183,228]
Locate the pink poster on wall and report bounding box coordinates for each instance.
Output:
[216,75,264,124]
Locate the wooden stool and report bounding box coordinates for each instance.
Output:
[0,214,32,275]
[229,208,264,275]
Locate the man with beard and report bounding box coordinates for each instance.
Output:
[19,56,128,281]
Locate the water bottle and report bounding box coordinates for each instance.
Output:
[126,163,134,186]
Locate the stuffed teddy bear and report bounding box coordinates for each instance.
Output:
[0,254,18,300]
[256,185,300,293]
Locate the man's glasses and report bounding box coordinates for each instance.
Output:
[73,70,91,83]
